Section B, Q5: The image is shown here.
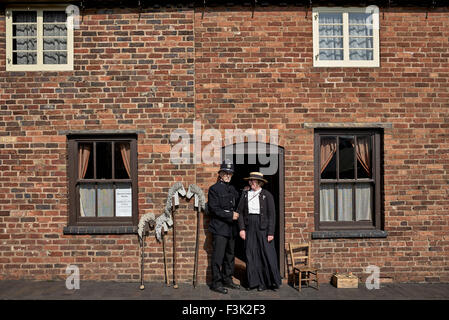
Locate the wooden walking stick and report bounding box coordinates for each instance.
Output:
[172,195,178,289]
[162,231,169,286]
[139,235,145,290]
[193,206,200,288]
[137,217,155,291]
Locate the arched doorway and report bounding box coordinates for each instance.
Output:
[221,142,285,286]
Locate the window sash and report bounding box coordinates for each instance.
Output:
[319,133,374,222]
[6,6,74,71]
[313,7,380,67]
[314,130,381,230]
[68,136,138,227]
[76,140,133,219]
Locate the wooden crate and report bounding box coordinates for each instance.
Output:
[331,273,359,288]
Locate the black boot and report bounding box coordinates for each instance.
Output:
[223,281,240,290]
[211,286,228,294]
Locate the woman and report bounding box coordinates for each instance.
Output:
[237,172,282,291]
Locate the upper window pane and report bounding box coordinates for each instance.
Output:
[115,142,131,179]
[43,11,67,23]
[96,142,112,179]
[78,143,93,179]
[320,137,337,179]
[319,13,343,24]
[356,136,372,179]
[339,136,355,180]
[348,12,372,25]
[13,11,37,23]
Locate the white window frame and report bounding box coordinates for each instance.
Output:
[6,5,74,71]
[312,7,380,68]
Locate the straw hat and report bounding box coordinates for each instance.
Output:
[244,172,268,184]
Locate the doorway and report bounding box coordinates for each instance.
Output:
[222,143,285,285]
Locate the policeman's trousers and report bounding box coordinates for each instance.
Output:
[211,234,235,289]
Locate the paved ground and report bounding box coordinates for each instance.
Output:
[1,280,449,300]
[1,280,447,319]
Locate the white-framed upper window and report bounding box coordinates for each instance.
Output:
[5,6,74,71]
[312,7,379,67]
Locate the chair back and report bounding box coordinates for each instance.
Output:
[289,242,312,268]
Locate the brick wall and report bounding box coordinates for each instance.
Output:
[0,5,448,284]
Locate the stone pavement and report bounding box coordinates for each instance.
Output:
[0,280,449,300]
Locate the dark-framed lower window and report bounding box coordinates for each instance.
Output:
[67,134,138,230]
[314,129,382,232]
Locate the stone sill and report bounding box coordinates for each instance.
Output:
[304,122,393,129]
[61,129,145,135]
[63,226,137,235]
[312,230,388,239]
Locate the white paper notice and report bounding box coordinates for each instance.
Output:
[116,187,132,217]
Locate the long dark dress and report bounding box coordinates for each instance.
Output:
[245,214,282,289]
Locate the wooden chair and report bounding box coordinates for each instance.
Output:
[288,242,319,291]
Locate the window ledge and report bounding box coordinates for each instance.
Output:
[63,129,145,135]
[304,122,392,129]
[312,230,388,239]
[63,226,137,235]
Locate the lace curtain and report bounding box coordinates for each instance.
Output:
[318,13,343,61]
[12,11,37,64]
[320,183,372,222]
[318,12,374,61]
[12,11,67,65]
[349,13,374,61]
[43,11,67,64]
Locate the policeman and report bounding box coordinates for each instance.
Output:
[208,160,241,294]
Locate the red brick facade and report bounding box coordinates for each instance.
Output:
[0,4,448,284]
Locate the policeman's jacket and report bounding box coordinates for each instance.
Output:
[207,180,240,238]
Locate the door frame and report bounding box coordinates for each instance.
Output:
[221,142,285,277]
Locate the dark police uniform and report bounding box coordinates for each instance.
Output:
[208,168,239,291]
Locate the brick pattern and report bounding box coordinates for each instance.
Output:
[0,7,196,282]
[1,6,449,283]
[195,7,449,283]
